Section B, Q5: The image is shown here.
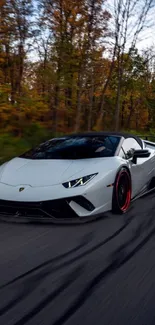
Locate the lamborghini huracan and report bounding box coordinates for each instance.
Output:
[0,132,155,222]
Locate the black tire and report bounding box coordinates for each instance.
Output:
[112,167,131,214]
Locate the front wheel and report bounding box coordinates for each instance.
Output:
[112,168,131,214]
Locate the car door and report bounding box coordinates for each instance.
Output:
[119,138,150,197]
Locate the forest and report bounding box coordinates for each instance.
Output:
[0,0,155,161]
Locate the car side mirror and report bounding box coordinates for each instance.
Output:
[132,149,150,164]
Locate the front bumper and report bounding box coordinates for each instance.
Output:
[0,177,113,222]
[0,196,95,223]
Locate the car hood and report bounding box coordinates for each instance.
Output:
[0,157,120,187]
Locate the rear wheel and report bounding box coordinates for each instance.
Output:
[112,168,131,214]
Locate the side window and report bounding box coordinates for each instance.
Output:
[119,138,141,159]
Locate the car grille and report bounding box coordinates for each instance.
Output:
[0,201,47,219]
[0,198,77,220]
[0,196,95,221]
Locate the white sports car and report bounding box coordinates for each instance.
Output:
[0,132,155,222]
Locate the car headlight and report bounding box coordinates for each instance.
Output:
[62,173,98,188]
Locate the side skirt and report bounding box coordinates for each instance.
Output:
[132,177,155,202]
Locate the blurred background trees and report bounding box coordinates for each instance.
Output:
[0,0,155,160]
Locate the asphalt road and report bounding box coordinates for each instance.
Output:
[1,193,155,325]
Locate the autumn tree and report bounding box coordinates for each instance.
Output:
[0,0,37,134]
[113,0,155,131]
[38,0,111,133]
[1,0,155,143]
[38,0,83,132]
[82,0,111,131]
[7,0,34,102]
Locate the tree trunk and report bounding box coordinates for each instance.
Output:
[88,71,94,131]
[74,73,82,132]
[10,59,16,105]
[115,48,121,131]
[115,82,121,131]
[53,83,59,135]
[126,94,134,128]
[17,43,24,96]
[121,100,125,128]
[66,72,73,128]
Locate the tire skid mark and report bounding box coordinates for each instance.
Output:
[13,265,84,325]
[111,210,155,262]
[0,232,92,290]
[1,203,154,319]
[0,218,133,317]
[1,194,155,324]
[51,224,155,325]
[0,217,131,293]
[2,215,152,325]
[0,271,52,316]
[0,218,133,322]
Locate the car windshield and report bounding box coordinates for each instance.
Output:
[20,136,120,160]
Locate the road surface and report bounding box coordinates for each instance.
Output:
[0,192,155,325]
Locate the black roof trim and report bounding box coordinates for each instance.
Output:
[67,131,143,148]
